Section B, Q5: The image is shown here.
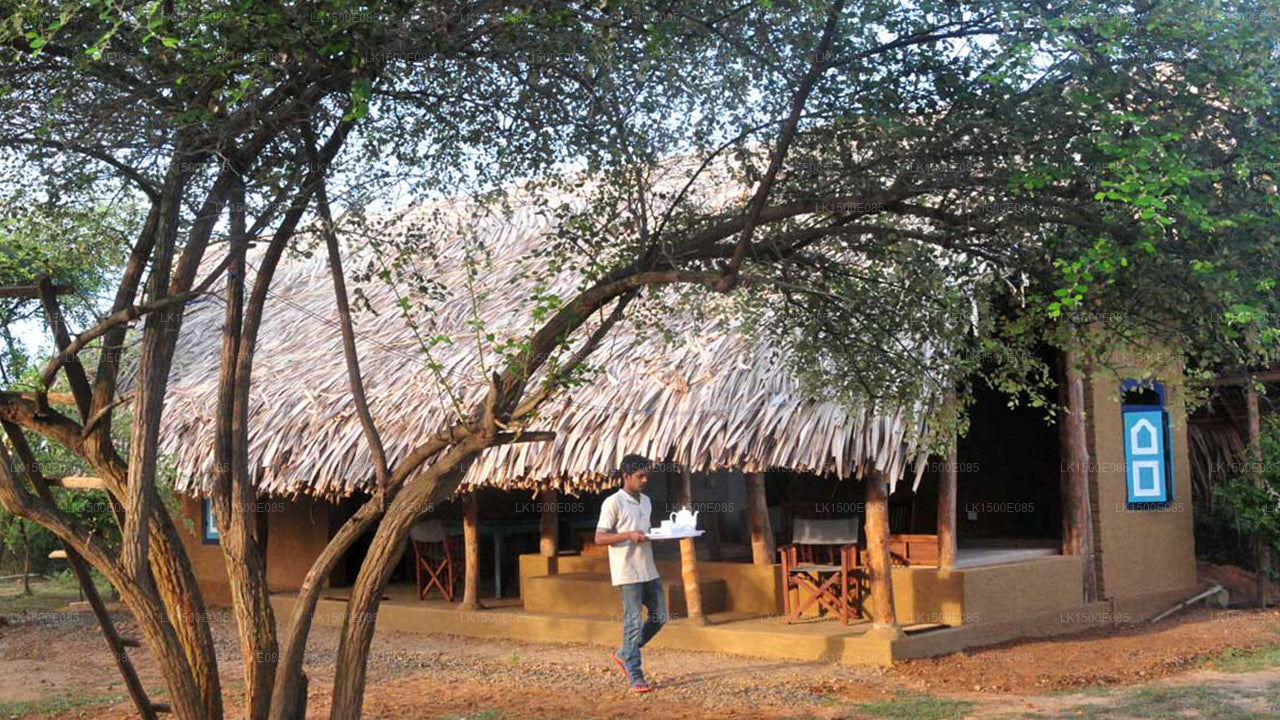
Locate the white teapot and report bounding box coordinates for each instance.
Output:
[669,507,699,530]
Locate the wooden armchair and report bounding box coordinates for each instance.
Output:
[779,517,862,625]
[410,520,462,601]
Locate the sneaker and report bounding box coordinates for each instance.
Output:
[610,649,630,682]
[630,681,652,694]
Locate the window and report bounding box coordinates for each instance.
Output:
[1120,380,1174,508]
[201,498,220,544]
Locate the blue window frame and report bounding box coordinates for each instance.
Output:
[201,498,221,545]
[1120,380,1174,509]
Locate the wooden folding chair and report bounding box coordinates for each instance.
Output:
[411,520,461,601]
[779,517,862,624]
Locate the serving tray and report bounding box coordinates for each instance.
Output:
[645,529,705,540]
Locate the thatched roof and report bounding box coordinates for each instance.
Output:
[1187,419,1244,500]
[159,186,940,499]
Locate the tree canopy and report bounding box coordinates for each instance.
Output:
[0,1,1278,719]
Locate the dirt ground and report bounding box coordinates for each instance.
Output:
[1200,561,1280,607]
[1,584,1278,719]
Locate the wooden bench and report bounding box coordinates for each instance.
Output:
[859,533,939,567]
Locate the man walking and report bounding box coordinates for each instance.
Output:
[594,453,666,693]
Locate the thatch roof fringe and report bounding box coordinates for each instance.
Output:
[157,184,940,498]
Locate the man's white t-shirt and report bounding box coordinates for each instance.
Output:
[595,488,660,586]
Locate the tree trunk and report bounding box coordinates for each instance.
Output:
[116,464,224,718]
[3,421,156,719]
[864,469,897,627]
[269,489,393,720]
[1059,350,1099,602]
[745,472,774,565]
[676,466,706,625]
[19,521,30,595]
[460,490,482,611]
[272,428,490,720]
[112,582,208,720]
[328,448,481,720]
[0,517,8,573]
[38,268,225,719]
[217,511,278,720]
[210,186,279,720]
[1246,381,1270,607]
[290,672,308,720]
[937,390,958,573]
[0,444,207,720]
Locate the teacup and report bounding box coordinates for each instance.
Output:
[658,520,676,533]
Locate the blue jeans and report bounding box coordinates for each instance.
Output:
[619,578,666,684]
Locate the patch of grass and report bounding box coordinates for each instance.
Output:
[850,691,974,720]
[1118,685,1269,720]
[1021,684,1276,720]
[443,712,506,720]
[1047,684,1114,697]
[0,576,81,615]
[0,572,117,616]
[0,692,121,718]
[1201,644,1280,673]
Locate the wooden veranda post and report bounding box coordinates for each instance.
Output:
[937,391,959,573]
[460,491,483,611]
[745,472,775,565]
[864,468,899,630]
[676,466,707,625]
[1246,380,1270,607]
[1060,350,1099,603]
[539,487,558,574]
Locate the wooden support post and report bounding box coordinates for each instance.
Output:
[539,488,558,557]
[14,391,77,406]
[1246,380,1270,608]
[460,491,483,611]
[1060,350,1099,602]
[864,468,899,630]
[49,475,107,490]
[676,466,707,625]
[937,391,959,573]
[0,281,69,298]
[539,487,559,575]
[745,472,775,565]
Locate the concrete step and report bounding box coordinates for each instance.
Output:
[522,572,727,619]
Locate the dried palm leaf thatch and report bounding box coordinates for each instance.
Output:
[157,181,940,499]
[1187,419,1246,503]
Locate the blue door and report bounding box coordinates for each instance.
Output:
[1122,409,1169,504]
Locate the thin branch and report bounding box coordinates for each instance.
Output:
[0,437,119,574]
[0,136,161,200]
[39,279,223,392]
[81,393,133,439]
[725,0,845,280]
[511,291,637,421]
[309,132,391,488]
